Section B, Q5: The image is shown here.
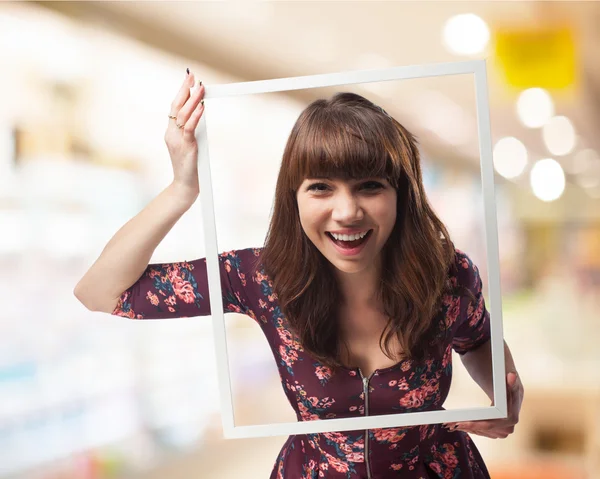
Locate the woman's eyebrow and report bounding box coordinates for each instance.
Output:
[305,175,331,180]
[305,176,382,183]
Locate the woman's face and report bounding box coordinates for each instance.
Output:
[296,176,397,275]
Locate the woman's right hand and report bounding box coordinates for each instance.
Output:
[165,69,205,197]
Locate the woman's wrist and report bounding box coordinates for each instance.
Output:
[169,180,199,207]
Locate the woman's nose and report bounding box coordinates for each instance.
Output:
[331,194,364,222]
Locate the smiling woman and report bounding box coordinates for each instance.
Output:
[259,92,470,371]
[75,78,520,479]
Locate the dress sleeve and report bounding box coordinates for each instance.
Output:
[452,250,491,355]
[111,248,262,321]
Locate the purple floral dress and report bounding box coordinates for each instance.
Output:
[113,247,491,479]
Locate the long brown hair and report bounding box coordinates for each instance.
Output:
[258,92,460,372]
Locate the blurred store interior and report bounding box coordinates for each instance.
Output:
[0,1,599,478]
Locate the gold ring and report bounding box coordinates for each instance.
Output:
[168,115,177,120]
[176,123,184,129]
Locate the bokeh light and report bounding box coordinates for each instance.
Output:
[517,88,555,128]
[542,116,576,156]
[493,137,528,179]
[442,14,490,55]
[530,158,566,202]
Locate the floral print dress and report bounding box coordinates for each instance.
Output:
[113,247,492,479]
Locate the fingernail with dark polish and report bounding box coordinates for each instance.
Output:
[199,80,203,86]
[186,68,190,75]
[201,99,204,105]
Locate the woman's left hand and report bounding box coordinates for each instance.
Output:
[443,372,524,439]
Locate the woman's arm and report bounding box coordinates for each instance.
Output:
[74,182,198,313]
[446,338,524,439]
[447,252,524,438]
[459,338,519,403]
[75,69,205,313]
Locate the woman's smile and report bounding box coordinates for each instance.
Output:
[325,229,374,256]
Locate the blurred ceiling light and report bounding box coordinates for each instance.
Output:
[493,137,528,179]
[517,88,554,128]
[542,116,576,156]
[530,158,565,202]
[442,14,490,55]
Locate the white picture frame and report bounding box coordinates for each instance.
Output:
[196,59,506,439]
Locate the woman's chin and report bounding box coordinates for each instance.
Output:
[325,254,375,274]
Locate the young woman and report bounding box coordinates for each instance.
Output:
[74,69,524,479]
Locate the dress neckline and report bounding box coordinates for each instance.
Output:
[338,356,412,377]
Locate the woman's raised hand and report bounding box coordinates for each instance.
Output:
[164,69,206,197]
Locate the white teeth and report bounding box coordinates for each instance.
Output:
[330,230,369,241]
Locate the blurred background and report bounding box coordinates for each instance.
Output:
[1,1,599,478]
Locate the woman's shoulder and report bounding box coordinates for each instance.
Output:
[217,247,279,323]
[220,246,264,273]
[453,248,475,270]
[450,248,483,290]
[219,247,273,292]
[220,246,263,260]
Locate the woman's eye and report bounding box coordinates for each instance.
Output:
[362,181,384,190]
[306,181,383,193]
[307,183,329,192]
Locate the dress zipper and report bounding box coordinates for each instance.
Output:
[359,369,374,479]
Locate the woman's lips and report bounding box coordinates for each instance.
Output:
[326,230,373,256]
